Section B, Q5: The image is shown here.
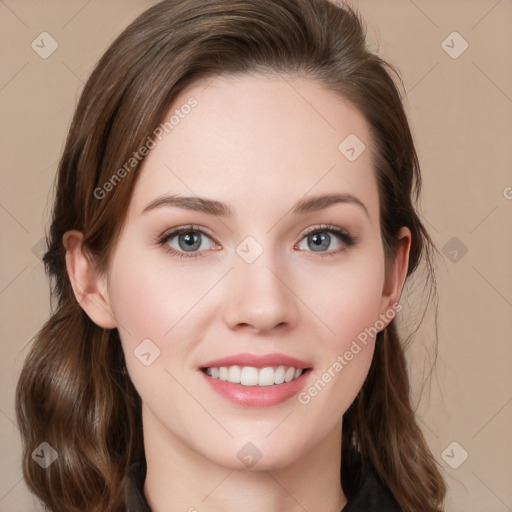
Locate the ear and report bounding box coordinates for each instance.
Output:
[379,226,411,321]
[62,230,118,329]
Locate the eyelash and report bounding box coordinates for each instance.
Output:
[155,224,357,260]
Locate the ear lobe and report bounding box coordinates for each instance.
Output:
[379,226,411,321]
[62,230,118,329]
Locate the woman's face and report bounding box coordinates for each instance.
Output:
[102,74,405,470]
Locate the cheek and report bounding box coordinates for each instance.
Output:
[298,252,386,350]
[106,252,200,391]
[107,250,208,414]
[109,268,169,344]
[296,251,385,406]
[107,244,211,344]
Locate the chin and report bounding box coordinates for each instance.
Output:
[197,434,310,473]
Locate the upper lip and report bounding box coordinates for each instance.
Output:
[200,353,311,370]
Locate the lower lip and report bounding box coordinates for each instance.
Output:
[200,370,310,407]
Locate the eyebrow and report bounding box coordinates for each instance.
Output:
[142,192,369,218]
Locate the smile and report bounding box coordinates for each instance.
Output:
[199,353,312,407]
[204,365,304,386]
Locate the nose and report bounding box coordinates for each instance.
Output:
[222,251,299,334]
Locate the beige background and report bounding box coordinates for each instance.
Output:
[1,1,511,511]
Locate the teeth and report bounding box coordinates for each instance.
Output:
[241,366,259,386]
[257,367,274,386]
[274,366,285,384]
[284,367,295,382]
[228,365,241,383]
[205,365,304,386]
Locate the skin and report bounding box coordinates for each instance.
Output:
[64,74,411,512]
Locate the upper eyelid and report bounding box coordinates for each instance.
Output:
[159,225,216,241]
[301,224,349,235]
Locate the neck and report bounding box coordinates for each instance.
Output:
[142,407,346,512]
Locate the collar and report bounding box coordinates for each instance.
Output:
[123,456,400,512]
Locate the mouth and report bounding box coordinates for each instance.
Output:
[201,365,310,386]
[199,353,312,407]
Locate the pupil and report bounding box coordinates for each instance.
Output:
[179,232,200,251]
[310,232,329,251]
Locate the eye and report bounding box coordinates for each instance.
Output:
[156,226,219,259]
[296,225,356,255]
[156,224,356,260]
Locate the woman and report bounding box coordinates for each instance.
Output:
[16,0,446,511]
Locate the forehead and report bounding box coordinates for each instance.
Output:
[128,73,379,223]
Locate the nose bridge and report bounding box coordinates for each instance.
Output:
[223,240,298,332]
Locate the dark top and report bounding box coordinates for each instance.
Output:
[122,456,400,511]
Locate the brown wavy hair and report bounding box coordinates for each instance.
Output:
[16,0,446,510]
